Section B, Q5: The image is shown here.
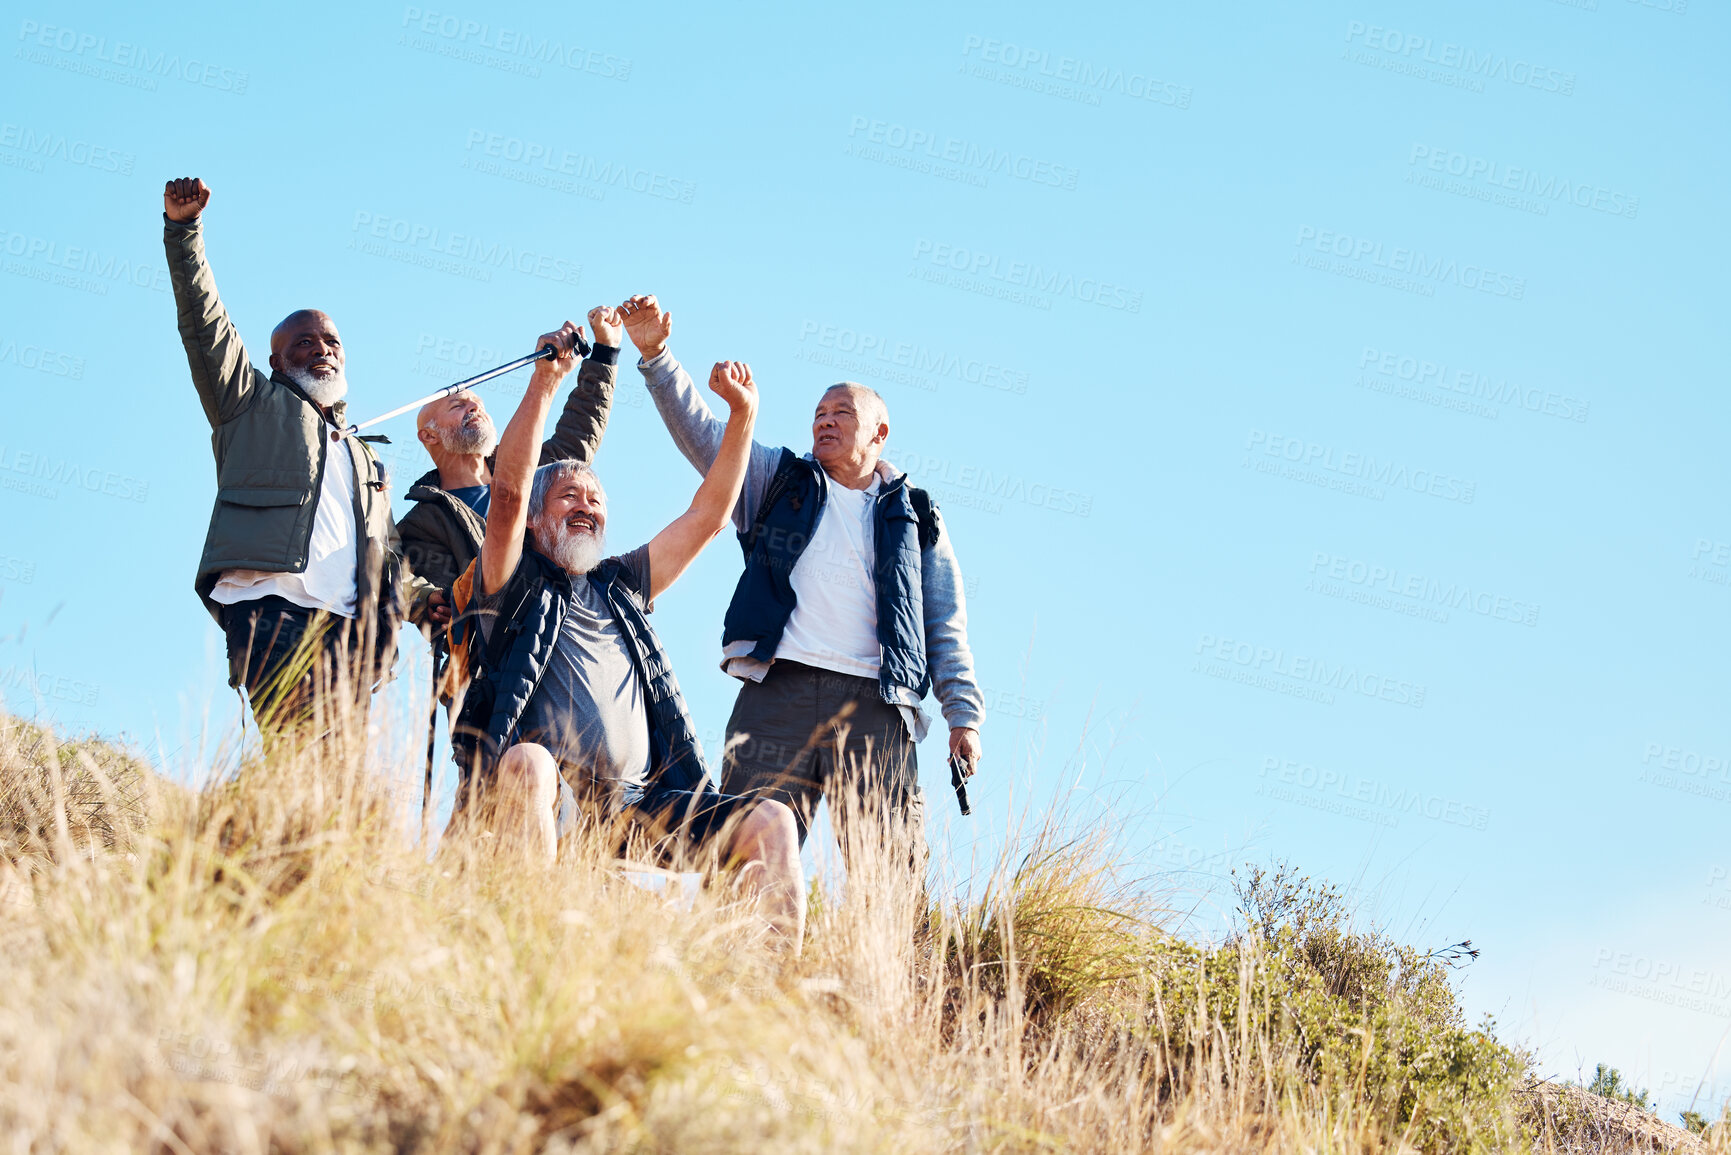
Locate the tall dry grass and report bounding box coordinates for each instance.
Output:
[0,706,1723,1153]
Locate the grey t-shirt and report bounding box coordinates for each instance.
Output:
[479,546,654,797]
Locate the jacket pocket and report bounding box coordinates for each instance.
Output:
[216,486,310,508]
[208,485,312,569]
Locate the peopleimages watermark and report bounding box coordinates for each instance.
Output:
[154,1029,385,1100]
[0,336,85,380]
[462,130,695,204]
[1406,145,1637,220]
[266,945,484,1018]
[1257,757,1490,830]
[1688,538,1731,591]
[1342,21,1575,97]
[1707,865,1731,916]
[1355,346,1589,424]
[1294,226,1526,301]
[1590,948,1731,1019]
[1151,832,1236,884]
[1244,430,1477,505]
[845,116,1080,190]
[15,20,249,94]
[1639,740,1731,805]
[0,664,100,708]
[910,239,1142,313]
[958,35,1192,111]
[0,123,133,177]
[1192,633,1427,709]
[795,320,1028,397]
[895,447,1093,518]
[398,8,630,80]
[0,443,149,503]
[980,686,1044,721]
[349,211,581,286]
[1307,552,1540,628]
[0,229,170,298]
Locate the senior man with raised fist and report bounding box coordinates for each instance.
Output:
[162,177,422,736]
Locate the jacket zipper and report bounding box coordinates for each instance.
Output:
[302,412,329,575]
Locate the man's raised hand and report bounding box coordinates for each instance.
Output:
[707,360,758,416]
[163,177,211,222]
[531,321,585,383]
[587,305,624,349]
[618,294,672,361]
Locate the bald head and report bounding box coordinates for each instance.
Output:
[267,309,346,404]
[270,309,336,359]
[416,390,496,461]
[811,382,891,485]
[824,382,888,430]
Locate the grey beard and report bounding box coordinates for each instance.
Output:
[283,364,348,407]
[538,520,606,575]
[439,417,497,457]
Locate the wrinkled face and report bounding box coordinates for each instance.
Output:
[420,390,496,456]
[270,311,343,381]
[812,385,886,470]
[531,472,608,574]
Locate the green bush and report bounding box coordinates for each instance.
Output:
[1585,1062,1650,1109]
[1129,861,1526,1151]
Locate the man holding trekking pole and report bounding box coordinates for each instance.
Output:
[618,294,985,865]
[397,308,624,600]
[162,177,423,735]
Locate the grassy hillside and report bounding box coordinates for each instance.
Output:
[0,710,1722,1153]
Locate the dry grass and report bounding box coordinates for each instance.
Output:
[0,707,1724,1153]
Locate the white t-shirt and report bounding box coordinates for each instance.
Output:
[773,477,881,678]
[211,438,360,617]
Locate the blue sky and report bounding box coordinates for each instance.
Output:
[1,0,1726,1114]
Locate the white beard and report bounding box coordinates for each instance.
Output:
[283,364,349,407]
[537,520,606,575]
[440,414,497,457]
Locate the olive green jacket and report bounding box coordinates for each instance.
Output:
[164,216,419,682]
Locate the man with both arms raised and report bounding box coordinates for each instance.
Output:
[618,294,985,862]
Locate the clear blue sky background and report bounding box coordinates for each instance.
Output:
[2,0,1726,1117]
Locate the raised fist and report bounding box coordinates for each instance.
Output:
[618,294,672,360]
[163,177,210,222]
[707,360,758,415]
[587,304,624,349]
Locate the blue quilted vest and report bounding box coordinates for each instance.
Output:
[721,450,938,703]
[451,547,710,805]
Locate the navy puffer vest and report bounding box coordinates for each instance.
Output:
[722,450,938,703]
[451,548,710,804]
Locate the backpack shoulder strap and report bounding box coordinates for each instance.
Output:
[742,448,804,554]
[443,556,540,700]
[907,485,942,551]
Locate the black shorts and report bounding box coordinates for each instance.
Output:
[618,783,759,864]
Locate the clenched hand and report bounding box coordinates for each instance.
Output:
[163,177,210,222]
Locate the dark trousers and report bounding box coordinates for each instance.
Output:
[220,596,365,735]
[720,660,924,864]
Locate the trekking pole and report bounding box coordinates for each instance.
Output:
[334,332,593,441]
[948,753,973,816]
[422,642,442,847]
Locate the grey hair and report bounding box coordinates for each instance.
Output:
[528,459,603,522]
[826,381,889,430]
